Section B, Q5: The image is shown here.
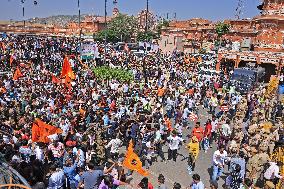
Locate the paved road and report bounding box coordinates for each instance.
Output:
[128,106,228,188]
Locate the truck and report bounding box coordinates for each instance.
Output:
[230,67,265,94]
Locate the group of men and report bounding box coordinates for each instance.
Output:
[0,33,283,189]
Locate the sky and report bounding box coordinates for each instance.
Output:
[0,0,262,21]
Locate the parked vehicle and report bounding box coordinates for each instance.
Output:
[230,67,265,94]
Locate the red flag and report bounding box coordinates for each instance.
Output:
[13,67,23,80]
[32,119,63,143]
[61,57,75,80]
[52,74,60,84]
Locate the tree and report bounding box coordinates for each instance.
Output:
[95,29,119,43]
[94,14,138,43]
[136,31,156,42]
[215,22,230,49]
[108,14,138,41]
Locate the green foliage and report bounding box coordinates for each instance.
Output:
[93,66,134,82]
[95,29,119,43]
[95,14,138,43]
[215,22,230,38]
[108,14,138,41]
[137,31,157,42]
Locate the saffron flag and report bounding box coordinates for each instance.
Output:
[0,42,6,51]
[51,74,60,84]
[10,55,14,66]
[32,119,63,143]
[32,123,40,142]
[61,57,75,80]
[13,67,23,80]
[123,140,149,176]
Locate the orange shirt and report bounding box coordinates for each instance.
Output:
[157,88,165,97]
[164,118,173,131]
[188,88,194,95]
[191,127,204,141]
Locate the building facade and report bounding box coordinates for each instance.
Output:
[218,0,284,80]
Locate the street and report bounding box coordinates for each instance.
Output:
[129,106,227,188]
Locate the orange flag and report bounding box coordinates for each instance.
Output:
[61,57,75,80]
[52,74,60,84]
[32,119,63,143]
[123,140,149,176]
[13,67,23,80]
[10,55,14,66]
[0,42,6,51]
[32,123,40,142]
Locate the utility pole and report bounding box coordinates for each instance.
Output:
[21,0,25,35]
[78,0,82,54]
[104,0,107,65]
[145,0,149,32]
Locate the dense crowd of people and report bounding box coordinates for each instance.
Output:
[0,34,283,189]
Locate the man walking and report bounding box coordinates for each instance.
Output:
[167,130,183,162]
[187,174,204,189]
[211,146,228,181]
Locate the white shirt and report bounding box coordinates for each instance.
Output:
[105,138,122,153]
[73,148,85,167]
[167,135,183,150]
[182,108,191,119]
[221,124,231,137]
[211,120,218,132]
[191,181,205,189]
[48,170,64,189]
[175,123,183,134]
[264,162,282,180]
[212,150,228,166]
[146,141,155,156]
[35,146,44,162]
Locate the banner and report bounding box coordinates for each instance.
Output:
[80,43,99,60]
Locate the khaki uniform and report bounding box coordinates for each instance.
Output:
[247,153,269,179]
